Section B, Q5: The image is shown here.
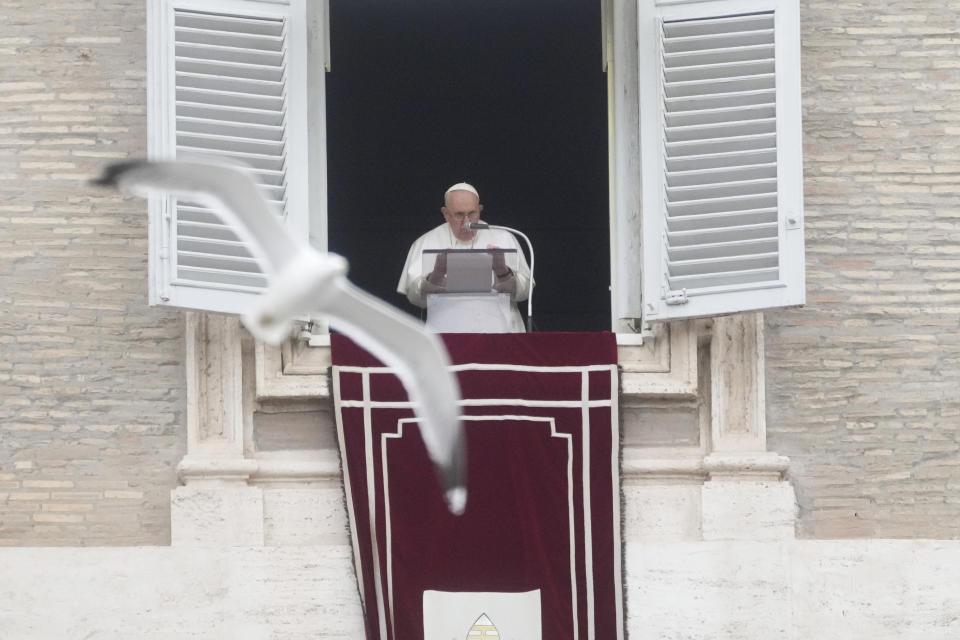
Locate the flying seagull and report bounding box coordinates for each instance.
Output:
[93,159,466,514]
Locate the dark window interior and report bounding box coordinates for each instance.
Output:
[326,0,609,331]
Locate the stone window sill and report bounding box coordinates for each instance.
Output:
[254,321,701,401]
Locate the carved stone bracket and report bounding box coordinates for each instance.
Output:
[180,312,250,480]
[620,320,698,397]
[706,312,792,480]
[702,312,796,539]
[255,338,329,399]
[710,312,767,454]
[174,312,262,546]
[622,313,796,541]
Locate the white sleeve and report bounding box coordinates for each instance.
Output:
[507,233,532,303]
[397,235,428,308]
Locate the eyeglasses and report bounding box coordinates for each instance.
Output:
[449,211,480,222]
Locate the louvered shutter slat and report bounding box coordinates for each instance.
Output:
[664,59,775,84]
[230,166,285,187]
[175,25,284,50]
[176,101,284,127]
[176,72,283,97]
[178,236,253,257]
[668,236,779,261]
[665,148,777,172]
[667,104,776,128]
[177,116,284,141]
[667,192,777,216]
[664,12,775,37]
[668,221,779,245]
[176,86,283,112]
[669,250,776,274]
[178,220,243,242]
[175,11,285,35]
[669,267,780,290]
[177,131,284,155]
[179,250,261,272]
[176,56,283,81]
[261,188,286,203]
[177,266,268,289]
[667,177,777,203]
[176,42,284,67]
[665,74,775,99]
[173,145,285,172]
[665,43,775,68]
[667,207,779,233]
[666,88,775,114]
[663,29,774,53]
[666,117,776,142]
[666,162,777,187]
[176,132,284,156]
[666,132,776,158]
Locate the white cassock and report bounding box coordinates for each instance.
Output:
[397,222,532,333]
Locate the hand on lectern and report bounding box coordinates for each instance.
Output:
[427,250,447,286]
[488,244,517,295]
[488,245,512,278]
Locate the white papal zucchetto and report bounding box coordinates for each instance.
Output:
[445,182,479,199]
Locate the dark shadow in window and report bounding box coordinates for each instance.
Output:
[326,0,609,331]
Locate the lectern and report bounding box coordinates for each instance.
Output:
[421,248,518,333]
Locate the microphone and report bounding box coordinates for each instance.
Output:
[463,220,535,332]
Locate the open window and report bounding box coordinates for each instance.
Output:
[145,0,804,328]
[322,0,610,332]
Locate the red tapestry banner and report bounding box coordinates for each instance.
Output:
[331,332,622,640]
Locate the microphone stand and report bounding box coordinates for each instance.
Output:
[467,222,535,332]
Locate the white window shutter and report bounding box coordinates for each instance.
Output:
[638,0,804,321]
[146,0,310,314]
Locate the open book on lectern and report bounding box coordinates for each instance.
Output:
[422,248,519,293]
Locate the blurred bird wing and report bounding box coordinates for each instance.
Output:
[99,159,466,512]
[319,278,464,471]
[110,159,300,274]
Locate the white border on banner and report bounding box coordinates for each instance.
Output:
[331,362,622,640]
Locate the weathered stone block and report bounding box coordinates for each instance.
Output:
[170,486,264,547]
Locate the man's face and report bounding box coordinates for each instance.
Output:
[442,190,483,242]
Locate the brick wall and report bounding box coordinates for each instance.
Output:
[766,0,960,537]
[0,1,185,545]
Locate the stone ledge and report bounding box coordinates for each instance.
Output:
[255,322,700,399]
[626,539,960,640]
[703,452,791,480]
[177,452,342,485]
[176,456,259,485]
[0,546,364,639]
[621,455,705,481]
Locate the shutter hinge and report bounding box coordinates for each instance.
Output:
[158,199,172,302]
[159,202,172,262]
[664,289,689,306]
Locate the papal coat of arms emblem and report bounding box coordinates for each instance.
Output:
[423,588,541,640]
[466,613,500,639]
